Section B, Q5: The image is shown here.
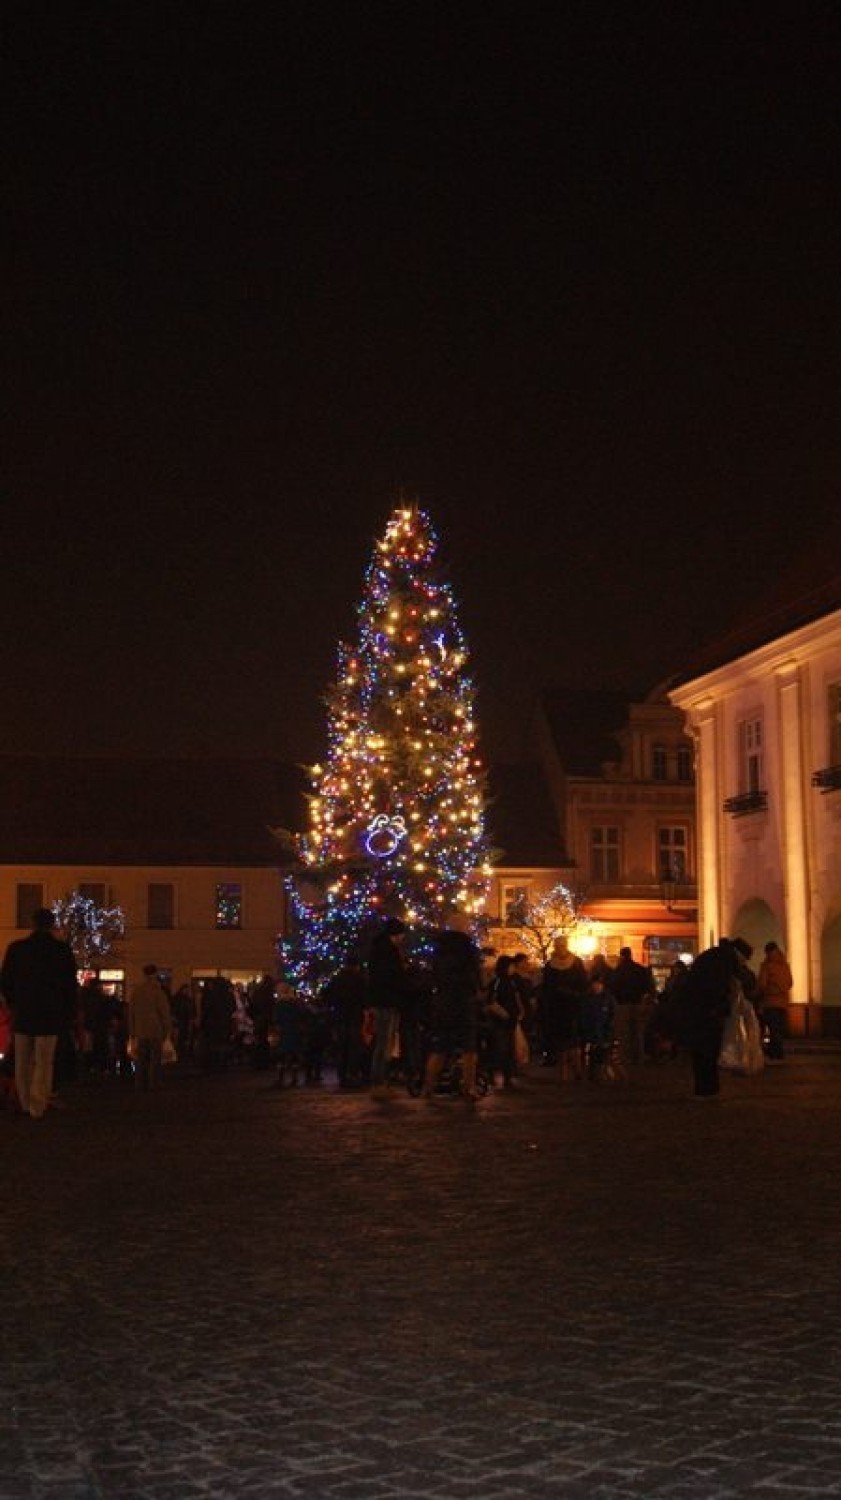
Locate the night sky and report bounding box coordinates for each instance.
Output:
[5,4,841,766]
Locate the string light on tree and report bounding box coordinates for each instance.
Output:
[52,890,126,970]
[279,504,492,991]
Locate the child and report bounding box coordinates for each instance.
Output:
[578,977,616,1083]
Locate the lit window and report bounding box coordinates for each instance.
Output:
[658,827,687,882]
[502,884,529,922]
[215,883,242,930]
[740,717,763,794]
[16,883,43,930]
[148,883,175,930]
[591,827,620,882]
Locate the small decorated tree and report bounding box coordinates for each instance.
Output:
[281,504,491,992]
[52,891,126,970]
[504,882,588,968]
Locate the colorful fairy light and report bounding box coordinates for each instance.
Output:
[279,504,491,992]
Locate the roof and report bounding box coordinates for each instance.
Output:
[666,520,841,688]
[485,761,566,867]
[0,756,310,866]
[536,688,632,777]
[669,573,841,688]
[0,753,562,873]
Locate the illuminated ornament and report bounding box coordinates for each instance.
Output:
[365,813,408,858]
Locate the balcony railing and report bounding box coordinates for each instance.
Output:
[723,789,768,817]
[812,765,841,793]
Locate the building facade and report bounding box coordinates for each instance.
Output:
[1,862,287,1000]
[533,688,698,988]
[0,756,306,999]
[669,598,841,1034]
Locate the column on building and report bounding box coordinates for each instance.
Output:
[694,702,724,950]
[776,661,810,1009]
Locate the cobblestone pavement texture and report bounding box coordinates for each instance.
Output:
[4,1048,841,1499]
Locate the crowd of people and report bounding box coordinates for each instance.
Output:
[0,906,794,1117]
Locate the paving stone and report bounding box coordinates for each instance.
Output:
[4,1055,841,1496]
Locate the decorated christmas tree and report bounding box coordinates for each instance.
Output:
[281,504,491,992]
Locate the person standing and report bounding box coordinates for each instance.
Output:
[511,952,536,1058]
[422,915,483,1101]
[484,954,520,1088]
[248,974,276,1070]
[579,975,617,1082]
[323,955,368,1088]
[127,964,173,1093]
[677,938,738,1097]
[757,941,793,1061]
[611,946,656,1068]
[171,983,196,1064]
[540,937,588,1082]
[367,917,411,1099]
[1,907,78,1119]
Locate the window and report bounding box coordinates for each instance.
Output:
[658,827,688,882]
[740,716,763,793]
[215,883,242,930]
[591,827,620,882]
[830,682,841,765]
[16,883,44,929]
[652,744,667,781]
[502,883,529,923]
[148,883,175,930]
[79,882,106,907]
[676,744,693,782]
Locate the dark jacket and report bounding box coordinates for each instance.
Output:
[672,941,736,1049]
[366,931,412,1011]
[612,956,654,1006]
[485,973,520,1029]
[1,929,78,1036]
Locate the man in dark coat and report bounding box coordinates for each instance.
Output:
[1,907,78,1118]
[677,938,738,1097]
[612,946,656,1068]
[323,955,368,1087]
[422,918,484,1100]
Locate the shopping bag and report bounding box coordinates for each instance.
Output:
[719,990,765,1075]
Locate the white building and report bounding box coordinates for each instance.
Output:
[669,581,841,1036]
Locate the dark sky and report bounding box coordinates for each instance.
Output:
[4,3,841,765]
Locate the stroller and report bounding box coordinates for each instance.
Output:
[406,1042,491,1098]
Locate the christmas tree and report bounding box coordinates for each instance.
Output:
[282,504,491,992]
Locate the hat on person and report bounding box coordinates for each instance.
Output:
[731,937,753,960]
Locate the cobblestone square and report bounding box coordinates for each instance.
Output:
[4,1051,841,1498]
